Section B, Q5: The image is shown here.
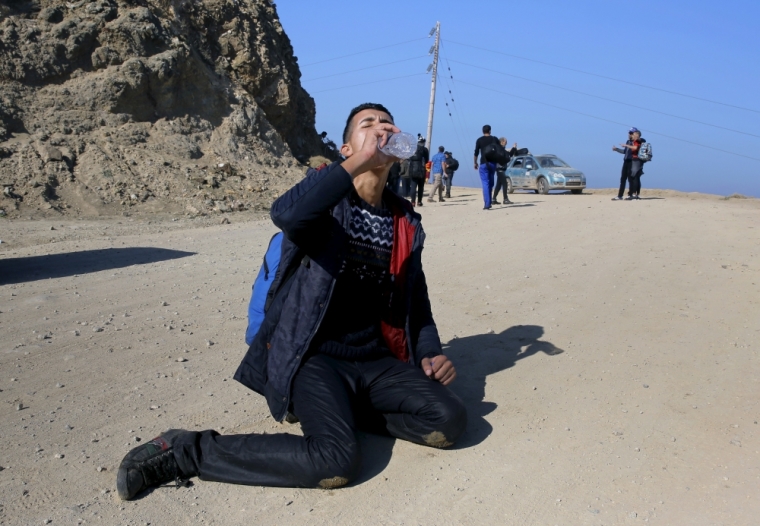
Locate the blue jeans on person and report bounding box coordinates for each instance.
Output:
[479,162,496,208]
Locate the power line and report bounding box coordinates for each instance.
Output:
[310,73,427,94]
[436,70,469,160]
[437,58,471,141]
[445,58,760,139]
[456,79,760,163]
[438,40,475,137]
[445,39,760,115]
[439,70,472,186]
[303,55,428,82]
[300,37,428,67]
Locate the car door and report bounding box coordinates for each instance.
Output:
[523,157,539,189]
[508,157,526,187]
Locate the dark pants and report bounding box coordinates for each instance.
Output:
[400,178,411,198]
[493,171,509,202]
[479,162,496,208]
[444,173,453,197]
[172,354,467,488]
[617,159,632,198]
[386,175,400,195]
[409,178,425,204]
[629,160,642,196]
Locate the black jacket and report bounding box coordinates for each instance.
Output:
[234,162,442,421]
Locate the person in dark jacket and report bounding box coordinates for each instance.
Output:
[612,128,637,200]
[493,137,518,205]
[386,160,401,194]
[399,158,411,198]
[615,129,643,200]
[443,151,458,198]
[408,136,429,206]
[115,103,467,501]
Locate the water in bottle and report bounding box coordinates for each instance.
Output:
[378,132,418,159]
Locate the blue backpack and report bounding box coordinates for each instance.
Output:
[245,232,282,345]
[245,232,307,346]
[245,165,332,346]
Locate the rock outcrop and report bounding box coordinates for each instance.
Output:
[0,0,331,218]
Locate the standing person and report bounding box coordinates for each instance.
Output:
[443,151,459,198]
[633,136,647,199]
[115,102,466,501]
[612,128,636,201]
[408,136,429,206]
[399,158,411,198]
[474,125,500,210]
[493,137,518,205]
[618,129,643,200]
[427,146,447,203]
[386,160,401,194]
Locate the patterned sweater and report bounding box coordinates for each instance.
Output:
[310,192,394,360]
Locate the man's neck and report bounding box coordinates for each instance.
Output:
[353,169,388,208]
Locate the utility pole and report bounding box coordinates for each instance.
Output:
[425,22,440,152]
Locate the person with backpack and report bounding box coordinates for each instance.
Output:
[115,102,466,501]
[427,146,447,203]
[633,136,651,199]
[408,135,429,206]
[615,128,643,200]
[493,137,518,205]
[443,151,459,198]
[474,124,501,209]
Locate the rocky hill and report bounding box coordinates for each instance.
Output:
[0,0,332,219]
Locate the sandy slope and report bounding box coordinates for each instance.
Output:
[1,188,758,525]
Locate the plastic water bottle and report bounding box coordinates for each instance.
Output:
[379,132,418,159]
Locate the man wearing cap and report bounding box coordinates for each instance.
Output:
[612,128,638,201]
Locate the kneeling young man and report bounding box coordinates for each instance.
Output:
[116,103,467,499]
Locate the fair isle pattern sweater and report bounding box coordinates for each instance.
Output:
[311,193,395,360]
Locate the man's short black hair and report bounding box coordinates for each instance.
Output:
[438,146,444,152]
[342,103,394,144]
[482,124,491,134]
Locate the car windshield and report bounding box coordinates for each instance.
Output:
[537,156,569,168]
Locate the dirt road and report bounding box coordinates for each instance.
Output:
[1,188,758,525]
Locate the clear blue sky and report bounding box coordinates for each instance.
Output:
[277,0,760,196]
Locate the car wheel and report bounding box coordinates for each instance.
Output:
[506,177,514,194]
[571,189,583,194]
[537,177,549,195]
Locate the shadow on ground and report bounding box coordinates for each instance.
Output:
[445,325,565,448]
[0,247,196,284]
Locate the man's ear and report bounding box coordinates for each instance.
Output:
[340,142,353,158]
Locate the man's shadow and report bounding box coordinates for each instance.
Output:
[445,325,564,448]
[352,325,564,483]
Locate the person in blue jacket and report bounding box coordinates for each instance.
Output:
[116,103,467,500]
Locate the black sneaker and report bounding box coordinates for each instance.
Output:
[116,429,187,500]
[625,195,634,200]
[492,199,500,205]
[611,196,624,201]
